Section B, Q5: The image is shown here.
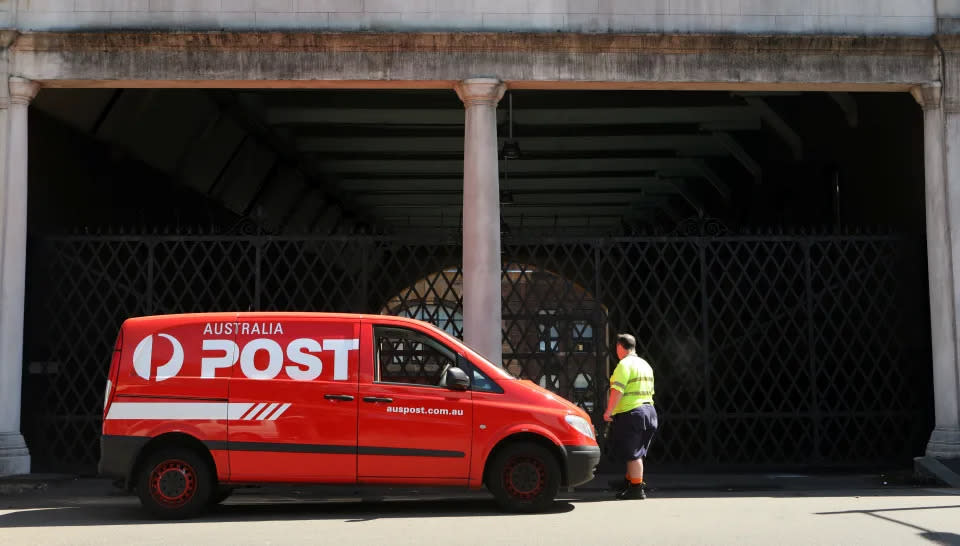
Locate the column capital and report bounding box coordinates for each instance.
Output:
[455,77,506,108]
[8,77,39,106]
[911,83,942,111]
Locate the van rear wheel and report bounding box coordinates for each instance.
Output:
[136,447,213,519]
[487,442,560,513]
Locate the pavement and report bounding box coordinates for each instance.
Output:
[0,472,959,545]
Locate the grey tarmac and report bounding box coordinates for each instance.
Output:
[1,479,959,546]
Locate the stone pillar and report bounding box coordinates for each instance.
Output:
[455,78,506,366]
[912,83,960,459]
[0,77,38,476]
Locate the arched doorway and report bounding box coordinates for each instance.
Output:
[381,263,607,419]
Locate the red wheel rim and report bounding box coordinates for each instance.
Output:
[149,459,197,508]
[503,456,546,500]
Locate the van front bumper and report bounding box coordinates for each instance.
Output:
[562,445,601,487]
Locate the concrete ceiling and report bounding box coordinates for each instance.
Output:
[244,89,797,235]
[33,88,819,236]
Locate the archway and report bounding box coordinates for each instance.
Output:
[381,263,608,418]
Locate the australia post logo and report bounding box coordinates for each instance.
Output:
[131,322,358,382]
[133,333,184,382]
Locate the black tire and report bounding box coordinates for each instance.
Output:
[486,442,561,513]
[209,486,233,506]
[135,447,213,519]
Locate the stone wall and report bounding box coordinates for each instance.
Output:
[3,0,941,35]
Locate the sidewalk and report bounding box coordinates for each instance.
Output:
[0,474,118,498]
[578,471,919,492]
[1,472,958,546]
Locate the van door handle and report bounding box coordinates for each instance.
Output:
[324,394,355,401]
[362,396,393,403]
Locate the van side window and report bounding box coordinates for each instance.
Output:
[469,365,503,394]
[375,327,456,387]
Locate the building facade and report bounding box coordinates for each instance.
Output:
[1,0,959,475]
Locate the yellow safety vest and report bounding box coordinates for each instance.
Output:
[609,354,655,414]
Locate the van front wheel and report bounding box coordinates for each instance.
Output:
[487,442,561,513]
[136,448,213,519]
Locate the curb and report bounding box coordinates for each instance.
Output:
[0,474,71,495]
[0,475,116,496]
[914,456,960,488]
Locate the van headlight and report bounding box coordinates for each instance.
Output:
[565,415,595,440]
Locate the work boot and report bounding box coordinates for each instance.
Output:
[616,483,646,500]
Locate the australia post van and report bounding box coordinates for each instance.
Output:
[99,312,601,518]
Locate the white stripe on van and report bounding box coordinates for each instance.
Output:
[244,402,267,420]
[228,402,254,420]
[105,402,289,421]
[106,402,229,420]
[255,402,280,420]
[267,403,291,421]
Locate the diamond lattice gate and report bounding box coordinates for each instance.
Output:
[23,232,931,472]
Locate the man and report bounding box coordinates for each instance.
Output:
[603,333,658,500]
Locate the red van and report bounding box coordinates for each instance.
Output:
[99,312,600,518]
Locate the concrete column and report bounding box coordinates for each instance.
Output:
[455,78,505,366]
[0,77,38,476]
[912,83,960,459]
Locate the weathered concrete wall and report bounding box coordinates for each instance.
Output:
[9,32,940,90]
[4,0,939,36]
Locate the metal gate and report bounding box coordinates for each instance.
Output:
[22,228,932,472]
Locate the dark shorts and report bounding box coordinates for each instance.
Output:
[610,404,658,463]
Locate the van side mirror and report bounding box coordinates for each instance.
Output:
[443,367,470,391]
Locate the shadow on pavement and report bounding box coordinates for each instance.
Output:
[920,532,960,545]
[0,497,575,527]
[817,504,960,545]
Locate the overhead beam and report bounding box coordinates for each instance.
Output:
[296,134,731,155]
[292,119,761,137]
[16,32,936,91]
[324,157,719,175]
[338,176,670,192]
[354,192,646,206]
[699,119,763,131]
[740,95,803,160]
[656,160,730,203]
[267,106,759,126]
[335,157,731,202]
[341,175,711,216]
[828,92,859,128]
[383,215,624,227]
[692,162,732,203]
[514,106,759,127]
[368,204,632,213]
[665,178,707,216]
[90,88,124,135]
[350,188,647,196]
[205,90,370,230]
[713,131,762,183]
[732,91,803,97]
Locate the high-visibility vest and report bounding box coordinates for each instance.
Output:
[609,354,655,414]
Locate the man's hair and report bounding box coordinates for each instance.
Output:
[616,333,637,351]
